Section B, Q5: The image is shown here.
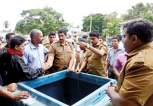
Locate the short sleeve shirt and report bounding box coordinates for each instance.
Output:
[23,42,48,70]
[48,41,74,72]
[85,42,106,77]
[115,42,153,106]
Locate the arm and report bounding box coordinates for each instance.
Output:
[77,42,105,56]
[106,87,140,106]
[76,58,87,75]
[88,45,105,56]
[67,53,75,72]
[105,61,110,76]
[113,67,120,77]
[113,57,121,77]
[0,86,29,100]
[16,57,45,80]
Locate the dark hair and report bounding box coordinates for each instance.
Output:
[99,36,105,41]
[48,31,56,37]
[58,28,67,35]
[116,35,122,41]
[112,36,120,42]
[123,19,153,43]
[89,30,100,37]
[10,36,26,49]
[5,33,15,40]
[82,35,88,39]
[78,38,87,43]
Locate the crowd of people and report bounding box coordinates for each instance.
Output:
[0,19,153,106]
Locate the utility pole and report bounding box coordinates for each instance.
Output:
[90,14,92,32]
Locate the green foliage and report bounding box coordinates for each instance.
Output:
[14,7,69,35]
[102,12,120,37]
[82,13,105,34]
[121,3,153,21]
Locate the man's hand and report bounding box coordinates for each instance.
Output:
[75,69,81,76]
[67,67,73,73]
[77,42,87,48]
[106,86,116,97]
[12,91,29,100]
[43,62,50,71]
[7,83,17,92]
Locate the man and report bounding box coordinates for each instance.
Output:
[106,19,153,106]
[106,36,124,79]
[75,38,87,72]
[82,35,88,43]
[23,29,48,70]
[44,31,56,49]
[46,28,74,73]
[0,33,15,52]
[0,36,48,86]
[113,52,127,78]
[76,30,107,77]
[99,36,105,44]
[117,34,124,49]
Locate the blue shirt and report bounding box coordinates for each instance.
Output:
[23,42,48,70]
[106,47,124,66]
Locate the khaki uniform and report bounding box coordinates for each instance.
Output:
[44,42,51,50]
[79,50,88,72]
[85,42,106,77]
[115,42,153,106]
[48,41,74,72]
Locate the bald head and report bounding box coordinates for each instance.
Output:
[30,29,42,39]
[30,29,44,45]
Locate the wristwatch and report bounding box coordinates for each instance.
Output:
[86,43,90,49]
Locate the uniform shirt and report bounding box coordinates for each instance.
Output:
[44,42,51,50]
[23,42,48,70]
[48,41,74,72]
[106,47,124,66]
[85,42,106,77]
[115,42,153,106]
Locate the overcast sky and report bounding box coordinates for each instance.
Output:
[0,0,153,30]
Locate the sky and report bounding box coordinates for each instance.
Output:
[0,0,153,31]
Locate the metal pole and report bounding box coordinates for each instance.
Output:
[90,14,92,32]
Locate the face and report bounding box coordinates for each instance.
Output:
[7,35,15,44]
[49,35,56,44]
[58,33,66,43]
[15,42,25,52]
[99,38,104,44]
[122,28,134,53]
[90,36,99,45]
[35,31,44,44]
[111,39,119,48]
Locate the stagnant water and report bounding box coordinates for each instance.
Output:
[35,77,101,105]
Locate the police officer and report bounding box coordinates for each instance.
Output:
[106,19,153,106]
[46,28,74,73]
[76,30,107,77]
[44,31,56,49]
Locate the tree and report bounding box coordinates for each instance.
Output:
[102,12,120,37]
[14,7,69,35]
[121,3,153,21]
[82,13,105,34]
[3,21,9,28]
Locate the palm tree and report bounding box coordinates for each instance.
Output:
[3,21,9,28]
